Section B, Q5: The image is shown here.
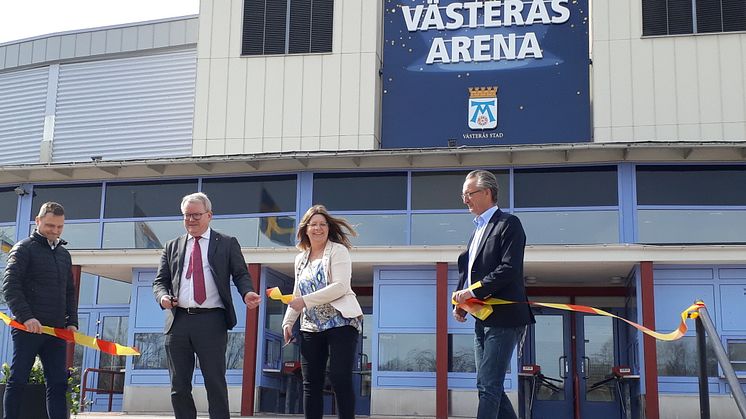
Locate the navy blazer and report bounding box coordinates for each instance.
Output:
[152,229,255,333]
[456,209,535,327]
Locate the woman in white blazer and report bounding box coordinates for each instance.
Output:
[282,205,363,419]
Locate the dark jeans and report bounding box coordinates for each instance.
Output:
[165,309,229,419]
[3,328,68,419]
[474,324,525,419]
[300,325,359,419]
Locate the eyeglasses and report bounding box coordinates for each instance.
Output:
[183,212,207,220]
[460,189,484,200]
[308,222,328,229]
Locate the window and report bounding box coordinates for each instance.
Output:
[643,0,746,36]
[0,188,17,222]
[637,165,746,205]
[31,184,102,220]
[514,167,618,208]
[411,171,509,209]
[728,340,746,373]
[378,333,436,372]
[657,337,717,376]
[242,0,334,56]
[201,175,296,214]
[313,172,407,211]
[104,180,197,218]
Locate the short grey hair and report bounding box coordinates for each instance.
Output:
[466,170,499,204]
[180,192,212,213]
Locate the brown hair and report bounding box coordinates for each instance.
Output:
[296,205,357,251]
[37,202,65,218]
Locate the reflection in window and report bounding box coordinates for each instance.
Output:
[0,225,16,270]
[514,166,618,208]
[97,276,131,305]
[202,175,297,214]
[78,273,97,305]
[102,220,183,249]
[265,298,284,332]
[411,213,473,246]
[727,340,746,372]
[657,337,717,377]
[97,316,128,392]
[584,316,615,402]
[412,171,509,209]
[58,223,101,249]
[133,333,167,369]
[638,210,746,244]
[211,217,296,247]
[516,211,619,245]
[226,333,246,369]
[637,165,746,206]
[378,333,435,372]
[197,333,246,370]
[449,334,476,373]
[0,188,17,222]
[104,180,197,218]
[313,173,407,211]
[31,184,102,220]
[343,215,407,246]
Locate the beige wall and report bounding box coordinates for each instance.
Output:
[592,1,746,143]
[192,0,382,156]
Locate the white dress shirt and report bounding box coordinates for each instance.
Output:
[466,205,499,288]
[178,228,224,309]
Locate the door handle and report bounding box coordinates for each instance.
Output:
[559,355,568,379]
[582,356,590,379]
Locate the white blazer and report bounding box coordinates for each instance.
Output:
[282,240,363,330]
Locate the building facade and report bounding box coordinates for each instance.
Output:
[0,1,745,418]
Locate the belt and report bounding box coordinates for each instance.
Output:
[177,307,224,315]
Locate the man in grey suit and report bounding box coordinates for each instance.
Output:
[153,192,261,419]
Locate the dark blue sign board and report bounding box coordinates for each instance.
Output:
[381,0,591,148]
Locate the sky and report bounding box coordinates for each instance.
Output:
[0,0,200,44]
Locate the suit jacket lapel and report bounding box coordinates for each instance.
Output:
[207,230,219,268]
[175,234,188,295]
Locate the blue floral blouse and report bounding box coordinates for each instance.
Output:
[299,259,362,333]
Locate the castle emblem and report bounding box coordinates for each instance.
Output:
[468,86,498,130]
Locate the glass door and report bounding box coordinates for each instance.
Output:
[524,309,624,419]
[84,312,129,412]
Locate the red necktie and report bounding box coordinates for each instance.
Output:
[188,236,206,304]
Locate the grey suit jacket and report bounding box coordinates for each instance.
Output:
[152,229,255,333]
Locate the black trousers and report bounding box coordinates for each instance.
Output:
[300,325,359,419]
[165,309,229,419]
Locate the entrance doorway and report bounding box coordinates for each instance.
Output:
[521,307,628,419]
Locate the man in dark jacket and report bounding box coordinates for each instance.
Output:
[2,202,78,419]
[452,170,534,419]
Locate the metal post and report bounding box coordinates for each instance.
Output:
[696,302,746,418]
[696,316,710,419]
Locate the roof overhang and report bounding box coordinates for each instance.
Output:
[70,243,746,286]
[2,141,746,185]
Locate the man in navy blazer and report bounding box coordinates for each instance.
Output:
[153,192,261,419]
[452,170,535,419]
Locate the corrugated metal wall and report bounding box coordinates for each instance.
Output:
[0,67,48,165]
[53,50,196,162]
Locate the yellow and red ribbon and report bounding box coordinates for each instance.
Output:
[454,282,703,342]
[0,312,140,356]
[267,285,702,342]
[266,287,294,304]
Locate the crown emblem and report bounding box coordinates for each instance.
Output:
[468,86,498,98]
